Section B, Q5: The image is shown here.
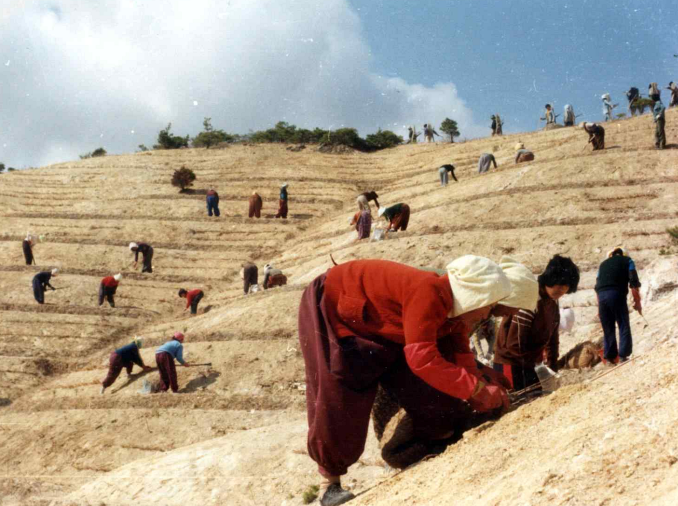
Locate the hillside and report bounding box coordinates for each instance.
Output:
[1,111,677,506]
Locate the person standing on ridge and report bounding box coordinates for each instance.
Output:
[563,104,575,126]
[626,87,640,116]
[478,153,497,173]
[22,233,36,265]
[248,191,263,218]
[155,332,190,393]
[275,183,288,219]
[602,94,615,122]
[100,337,151,394]
[32,268,58,304]
[206,187,220,217]
[99,273,122,308]
[129,242,154,273]
[490,116,497,136]
[648,83,661,103]
[178,288,204,315]
[542,104,556,124]
[653,99,666,150]
[667,82,678,108]
[423,123,440,143]
[298,256,517,506]
[595,248,642,364]
[438,164,458,186]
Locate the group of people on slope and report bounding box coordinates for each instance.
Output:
[407,124,441,144]
[240,261,288,295]
[299,246,642,505]
[350,191,410,242]
[202,183,288,219]
[100,331,191,395]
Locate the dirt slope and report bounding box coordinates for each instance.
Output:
[1,110,677,505]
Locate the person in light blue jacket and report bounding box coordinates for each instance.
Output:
[155,332,190,393]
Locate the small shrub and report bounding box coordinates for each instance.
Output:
[171,165,197,192]
[79,152,92,159]
[0,163,4,173]
[616,113,627,119]
[667,226,678,242]
[365,129,403,149]
[91,147,107,157]
[302,485,319,504]
[155,123,189,150]
[138,144,149,152]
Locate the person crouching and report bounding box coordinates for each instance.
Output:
[155,332,190,393]
[263,264,287,289]
[99,273,122,308]
[178,288,204,315]
[100,337,151,394]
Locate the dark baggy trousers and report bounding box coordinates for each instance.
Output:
[190,291,204,314]
[516,152,535,163]
[299,273,470,478]
[391,204,410,231]
[206,196,220,217]
[243,264,258,294]
[156,352,178,392]
[655,117,666,149]
[598,289,632,360]
[141,247,154,273]
[22,240,34,265]
[98,284,116,307]
[32,278,45,304]
[102,351,132,388]
[248,196,262,218]
[276,199,288,219]
[493,363,540,392]
[592,130,605,150]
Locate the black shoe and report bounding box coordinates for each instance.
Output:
[619,356,629,363]
[320,483,355,506]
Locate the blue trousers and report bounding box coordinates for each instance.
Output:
[598,289,632,360]
[207,196,220,217]
[439,167,448,186]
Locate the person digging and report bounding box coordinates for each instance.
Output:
[178,288,204,316]
[155,332,190,393]
[100,337,152,394]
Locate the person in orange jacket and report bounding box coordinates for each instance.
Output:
[298,256,525,506]
[99,273,122,308]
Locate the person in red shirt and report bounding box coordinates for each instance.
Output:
[298,256,518,506]
[178,288,204,315]
[99,273,122,308]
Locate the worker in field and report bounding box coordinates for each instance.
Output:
[438,164,458,186]
[542,104,556,124]
[493,255,580,391]
[275,183,288,219]
[350,201,372,242]
[626,87,640,116]
[155,332,190,393]
[178,288,204,315]
[263,264,287,289]
[490,115,497,136]
[299,256,520,505]
[653,99,666,150]
[241,261,259,295]
[359,190,380,209]
[32,268,58,304]
[648,82,661,103]
[602,94,615,122]
[563,104,575,127]
[100,337,152,394]
[206,187,220,217]
[667,82,678,108]
[423,123,440,143]
[378,203,410,234]
[580,122,605,150]
[478,152,497,174]
[595,247,642,364]
[22,233,36,265]
[369,257,540,470]
[249,191,263,218]
[514,142,535,164]
[98,273,122,308]
[129,242,154,273]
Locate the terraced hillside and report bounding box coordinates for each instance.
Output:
[1,110,677,506]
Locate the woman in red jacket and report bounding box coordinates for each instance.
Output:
[299,256,518,506]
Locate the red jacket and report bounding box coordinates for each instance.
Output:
[101,276,119,288]
[324,260,480,401]
[185,289,203,309]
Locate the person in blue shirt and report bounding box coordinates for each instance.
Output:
[653,100,666,150]
[155,332,190,393]
[275,183,288,219]
[100,337,151,394]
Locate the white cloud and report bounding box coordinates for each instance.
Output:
[0,0,483,168]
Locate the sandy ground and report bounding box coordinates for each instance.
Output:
[0,110,677,505]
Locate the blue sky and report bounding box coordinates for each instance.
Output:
[1,0,676,168]
[351,0,678,133]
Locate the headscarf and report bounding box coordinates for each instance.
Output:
[51,268,59,276]
[133,336,143,349]
[173,332,185,343]
[129,242,138,250]
[378,207,386,217]
[498,256,539,311]
[114,273,122,281]
[446,255,512,317]
[514,142,525,151]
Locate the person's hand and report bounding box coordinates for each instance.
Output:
[633,302,642,315]
[468,383,509,414]
[182,362,190,367]
[478,365,512,390]
[143,365,152,372]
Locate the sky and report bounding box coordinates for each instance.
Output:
[0,0,677,169]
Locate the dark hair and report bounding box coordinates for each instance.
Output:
[178,289,187,297]
[611,248,624,257]
[538,255,580,293]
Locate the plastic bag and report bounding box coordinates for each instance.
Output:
[371,228,386,242]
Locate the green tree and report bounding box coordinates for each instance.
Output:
[440,118,460,143]
[193,117,234,148]
[155,123,189,149]
[0,163,5,173]
[137,144,149,152]
[365,129,403,149]
[91,147,107,157]
[171,165,197,192]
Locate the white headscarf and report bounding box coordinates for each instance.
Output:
[114,273,122,281]
[51,268,59,276]
[446,255,512,317]
[378,207,386,217]
[498,256,539,311]
[129,242,138,250]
